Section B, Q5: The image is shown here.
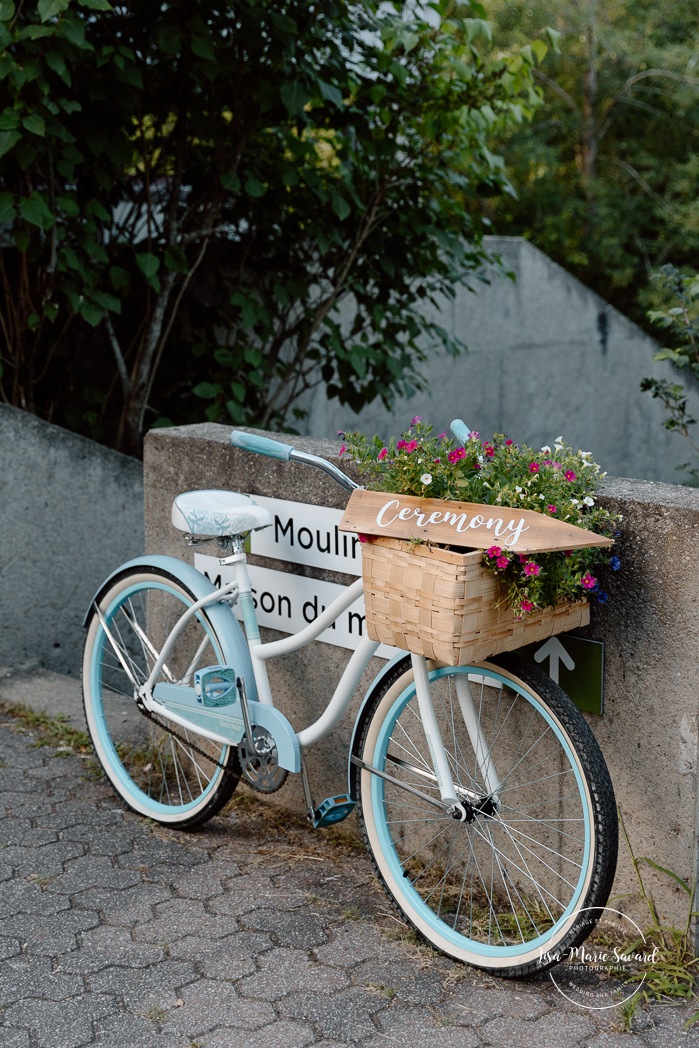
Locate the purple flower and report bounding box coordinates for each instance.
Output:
[610,555,621,571]
[410,415,423,426]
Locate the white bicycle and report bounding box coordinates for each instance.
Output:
[82,423,618,978]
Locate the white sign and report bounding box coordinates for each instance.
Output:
[248,495,362,575]
[194,554,397,659]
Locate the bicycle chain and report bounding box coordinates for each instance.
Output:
[137,702,236,776]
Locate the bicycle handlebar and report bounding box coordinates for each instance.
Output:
[450,419,472,443]
[230,430,359,493]
[230,430,295,460]
[231,420,474,493]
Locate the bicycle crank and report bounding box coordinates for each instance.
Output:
[239,726,288,793]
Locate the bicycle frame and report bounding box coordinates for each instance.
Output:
[127,536,483,817]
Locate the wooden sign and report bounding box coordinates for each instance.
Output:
[339,489,613,554]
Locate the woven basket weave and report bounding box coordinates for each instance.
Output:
[361,536,589,666]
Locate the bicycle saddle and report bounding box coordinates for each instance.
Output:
[171,490,273,537]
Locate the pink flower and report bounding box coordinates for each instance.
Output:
[468,430,480,439]
[581,572,597,590]
[448,447,466,462]
[547,504,557,514]
[339,444,347,455]
[565,470,577,481]
[521,599,535,613]
[553,462,562,469]
[505,439,513,446]
[396,440,408,449]
[377,447,388,461]
[523,561,541,577]
[486,546,502,558]
[358,533,368,543]
[482,442,495,458]
[403,440,418,453]
[542,458,552,466]
[411,416,423,426]
[438,432,447,439]
[528,462,540,473]
[496,555,509,569]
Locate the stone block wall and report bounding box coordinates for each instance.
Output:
[144,423,699,932]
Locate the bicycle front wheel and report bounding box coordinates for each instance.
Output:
[83,566,240,827]
[357,654,617,976]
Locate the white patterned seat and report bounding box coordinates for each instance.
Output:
[171,490,273,537]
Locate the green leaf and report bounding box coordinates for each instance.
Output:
[22,113,46,137]
[191,34,215,62]
[78,0,113,9]
[19,193,54,229]
[0,129,20,159]
[38,0,70,22]
[331,193,351,221]
[136,252,160,284]
[0,191,15,225]
[244,176,266,198]
[319,80,344,109]
[45,50,70,82]
[280,80,311,116]
[80,300,105,326]
[193,381,222,399]
[220,172,241,192]
[0,1,16,19]
[109,265,130,290]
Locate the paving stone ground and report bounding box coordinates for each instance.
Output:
[1,675,698,1048]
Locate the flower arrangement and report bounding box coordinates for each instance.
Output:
[340,417,622,617]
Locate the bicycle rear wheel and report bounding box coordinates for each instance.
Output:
[83,565,240,827]
[356,654,617,976]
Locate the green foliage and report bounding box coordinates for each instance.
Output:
[0,0,549,453]
[341,417,621,615]
[640,264,699,484]
[486,0,699,323]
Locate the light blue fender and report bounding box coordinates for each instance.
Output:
[83,555,258,701]
[347,650,412,801]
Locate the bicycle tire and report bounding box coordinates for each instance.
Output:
[356,652,617,976]
[83,565,241,827]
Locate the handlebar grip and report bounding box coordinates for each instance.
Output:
[450,419,472,443]
[230,430,295,460]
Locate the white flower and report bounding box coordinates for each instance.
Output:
[540,444,551,455]
[539,494,545,500]
[515,485,522,492]
[583,496,595,507]
[420,473,432,485]
[580,451,592,459]
[570,498,580,506]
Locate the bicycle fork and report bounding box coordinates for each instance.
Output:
[410,655,501,821]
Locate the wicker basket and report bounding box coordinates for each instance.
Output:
[361,536,589,666]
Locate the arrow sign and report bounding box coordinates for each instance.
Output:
[534,636,575,684]
[339,489,614,554]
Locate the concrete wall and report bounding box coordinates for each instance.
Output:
[0,404,143,675]
[144,422,699,930]
[302,236,699,485]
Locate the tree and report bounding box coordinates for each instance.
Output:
[641,264,699,484]
[485,0,699,322]
[0,0,548,454]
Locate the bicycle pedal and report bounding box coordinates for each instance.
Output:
[313,795,356,828]
[194,666,237,707]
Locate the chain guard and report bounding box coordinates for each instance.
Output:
[238,726,289,793]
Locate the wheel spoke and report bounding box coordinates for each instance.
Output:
[83,568,240,826]
[358,657,616,974]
